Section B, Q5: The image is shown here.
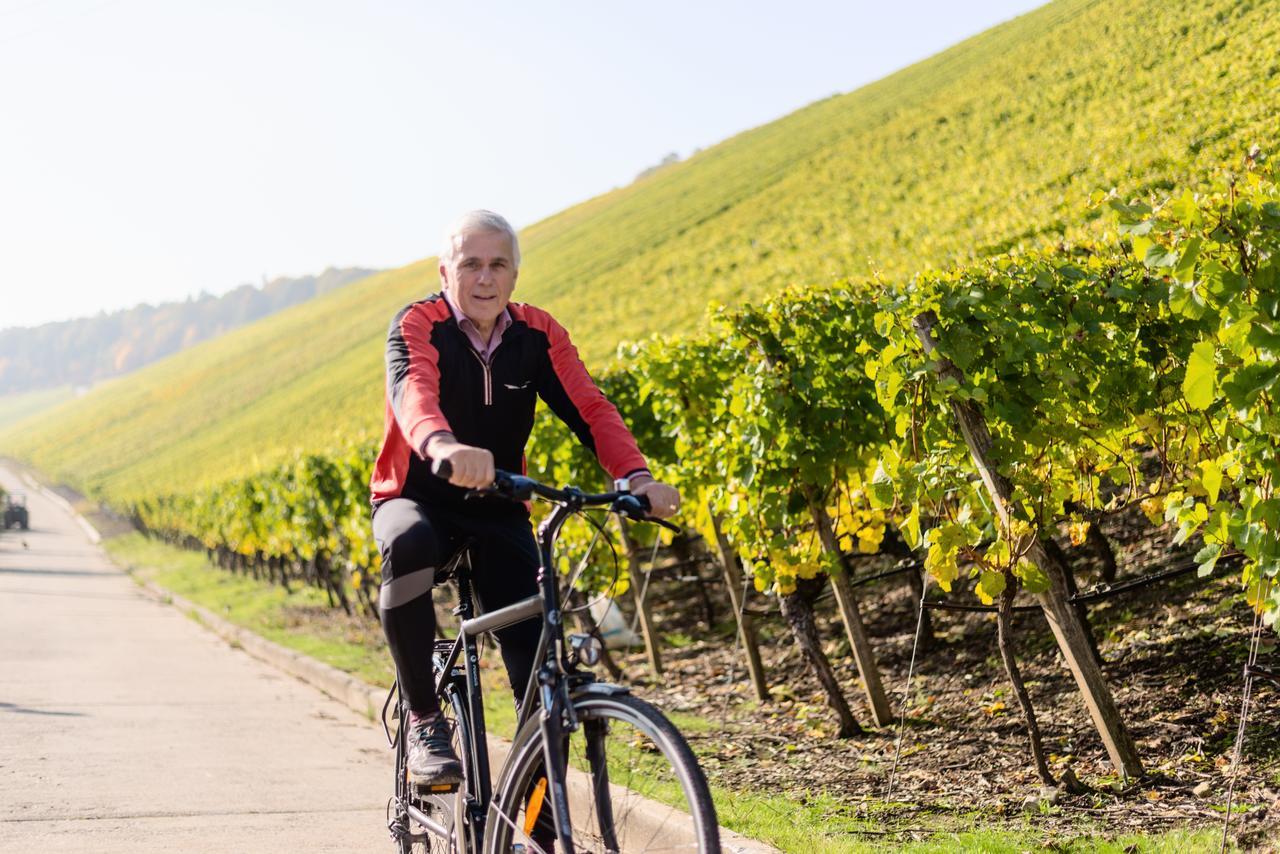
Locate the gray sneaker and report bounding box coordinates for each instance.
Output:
[407,713,462,786]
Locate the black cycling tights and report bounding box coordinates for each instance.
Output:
[372,498,543,716]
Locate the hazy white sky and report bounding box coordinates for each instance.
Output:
[1,0,1042,329]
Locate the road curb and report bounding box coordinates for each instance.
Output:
[20,472,101,544]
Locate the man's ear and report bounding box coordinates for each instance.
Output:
[439,263,449,290]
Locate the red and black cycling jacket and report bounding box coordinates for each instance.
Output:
[370,293,650,510]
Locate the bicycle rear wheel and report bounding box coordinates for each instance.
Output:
[393,685,469,853]
[487,691,719,853]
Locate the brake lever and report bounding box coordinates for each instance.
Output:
[432,458,522,500]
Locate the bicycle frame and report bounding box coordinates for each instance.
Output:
[404,497,595,853]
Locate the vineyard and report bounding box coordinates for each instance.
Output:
[115,165,1280,832]
[4,0,1280,504]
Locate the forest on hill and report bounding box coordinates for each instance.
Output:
[0,266,375,397]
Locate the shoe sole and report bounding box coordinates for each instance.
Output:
[409,766,464,789]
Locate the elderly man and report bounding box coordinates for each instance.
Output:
[369,210,680,785]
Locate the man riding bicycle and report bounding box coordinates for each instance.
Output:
[369,210,680,788]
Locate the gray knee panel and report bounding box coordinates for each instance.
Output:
[379,566,435,610]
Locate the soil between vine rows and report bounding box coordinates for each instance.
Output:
[608,505,1280,847]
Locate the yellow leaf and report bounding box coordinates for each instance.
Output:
[1199,459,1223,505]
[1068,518,1090,547]
[1140,497,1163,526]
[925,542,959,592]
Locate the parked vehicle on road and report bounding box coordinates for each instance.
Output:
[4,493,29,530]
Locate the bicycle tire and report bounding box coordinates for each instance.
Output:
[486,692,719,853]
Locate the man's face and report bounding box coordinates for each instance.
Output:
[440,229,518,327]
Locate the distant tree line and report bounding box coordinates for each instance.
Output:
[0,267,377,396]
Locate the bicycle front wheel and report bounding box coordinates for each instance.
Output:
[487,691,719,853]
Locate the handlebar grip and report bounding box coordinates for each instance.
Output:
[431,458,453,480]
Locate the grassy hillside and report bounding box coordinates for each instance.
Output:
[0,386,74,433]
[3,0,1278,502]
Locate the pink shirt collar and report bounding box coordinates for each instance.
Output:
[442,290,511,360]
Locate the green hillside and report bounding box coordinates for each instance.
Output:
[0,386,73,434]
[3,0,1277,502]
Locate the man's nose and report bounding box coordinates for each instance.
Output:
[476,266,493,285]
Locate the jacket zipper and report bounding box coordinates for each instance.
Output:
[468,347,493,405]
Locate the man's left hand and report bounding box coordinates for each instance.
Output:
[631,477,681,519]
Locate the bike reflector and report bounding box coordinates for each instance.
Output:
[522,776,548,836]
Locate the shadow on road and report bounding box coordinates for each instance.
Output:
[0,701,88,717]
[0,567,114,577]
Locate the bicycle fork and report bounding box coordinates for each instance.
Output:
[538,672,576,853]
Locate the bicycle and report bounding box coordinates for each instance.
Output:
[383,464,720,853]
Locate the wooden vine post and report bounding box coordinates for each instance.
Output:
[708,509,771,702]
[804,487,894,727]
[615,517,663,677]
[913,310,1144,780]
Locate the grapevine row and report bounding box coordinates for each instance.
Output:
[130,163,1280,769]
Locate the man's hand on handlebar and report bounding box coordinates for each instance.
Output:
[429,453,683,530]
[425,434,494,489]
[629,474,681,519]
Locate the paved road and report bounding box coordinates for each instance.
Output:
[0,466,392,853]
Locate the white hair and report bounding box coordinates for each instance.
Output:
[440,210,521,268]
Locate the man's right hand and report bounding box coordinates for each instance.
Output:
[426,434,495,489]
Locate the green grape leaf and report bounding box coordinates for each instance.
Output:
[1183,339,1216,410]
[1015,558,1050,594]
[1199,459,1223,506]
[869,462,895,509]
[1194,543,1222,577]
[904,503,922,550]
[975,570,1007,606]
[1173,237,1203,283]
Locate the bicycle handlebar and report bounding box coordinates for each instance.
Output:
[431,458,680,532]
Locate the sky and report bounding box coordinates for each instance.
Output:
[0,0,1044,330]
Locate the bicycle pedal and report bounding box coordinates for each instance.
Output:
[412,779,460,794]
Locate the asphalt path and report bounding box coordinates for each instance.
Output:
[0,466,392,853]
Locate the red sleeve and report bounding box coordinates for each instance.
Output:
[387,302,452,457]
[526,307,650,480]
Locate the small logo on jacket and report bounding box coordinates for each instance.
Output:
[503,381,531,390]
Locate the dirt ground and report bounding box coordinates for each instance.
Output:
[608,507,1280,849]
